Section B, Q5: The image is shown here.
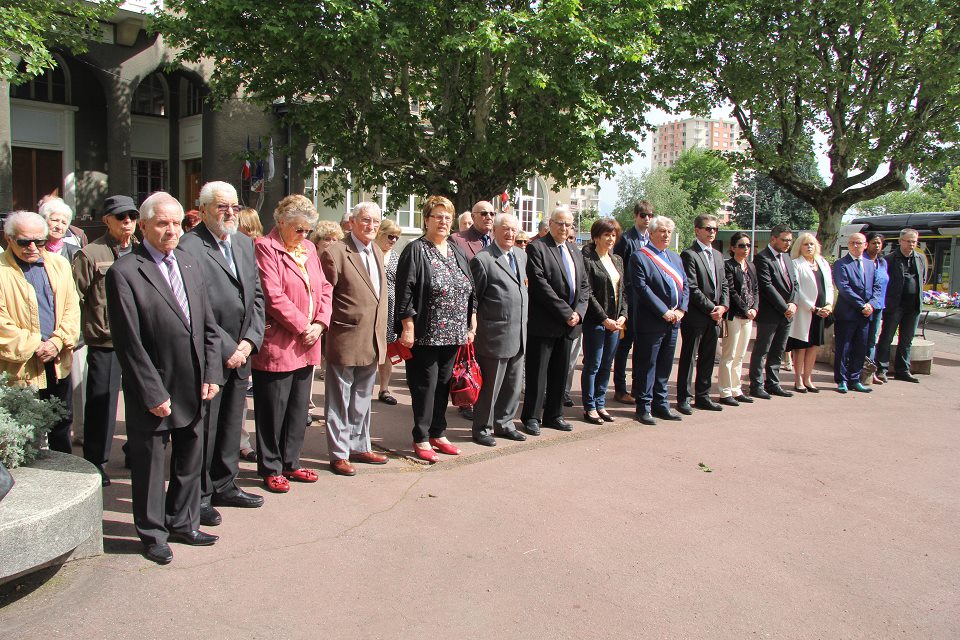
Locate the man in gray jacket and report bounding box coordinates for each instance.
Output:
[469,213,528,446]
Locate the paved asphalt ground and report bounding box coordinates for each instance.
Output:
[2,325,959,639]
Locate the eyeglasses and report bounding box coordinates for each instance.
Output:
[638,213,654,219]
[429,215,453,222]
[387,234,399,242]
[551,220,573,227]
[113,213,138,222]
[15,237,47,248]
[516,240,528,246]
[476,211,495,217]
[216,204,242,214]
[700,226,718,233]
[293,227,311,235]
[735,243,751,249]
[356,216,380,226]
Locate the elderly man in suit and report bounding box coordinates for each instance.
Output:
[520,204,590,436]
[875,228,926,383]
[319,202,389,476]
[630,215,688,425]
[106,192,223,565]
[612,199,654,404]
[749,224,799,399]
[833,233,882,393]
[178,181,265,525]
[677,214,729,414]
[469,212,528,446]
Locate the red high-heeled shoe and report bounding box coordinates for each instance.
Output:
[413,443,439,463]
[429,438,461,456]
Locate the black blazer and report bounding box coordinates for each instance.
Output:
[178,223,265,379]
[724,257,759,320]
[106,244,223,432]
[884,248,927,310]
[581,243,627,326]
[526,234,591,338]
[394,236,474,339]
[754,246,799,324]
[680,242,729,327]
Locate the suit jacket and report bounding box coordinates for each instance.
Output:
[681,241,729,327]
[470,243,528,359]
[833,254,881,322]
[884,249,926,310]
[450,225,491,261]
[629,244,689,333]
[525,235,590,339]
[613,225,648,301]
[178,223,265,379]
[106,244,223,432]
[320,236,388,367]
[251,228,333,373]
[754,245,799,324]
[581,243,628,326]
[724,257,758,320]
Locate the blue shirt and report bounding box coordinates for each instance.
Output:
[15,256,55,340]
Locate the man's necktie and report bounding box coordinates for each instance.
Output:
[778,253,792,290]
[362,248,380,298]
[220,240,237,277]
[482,234,491,248]
[163,255,190,323]
[508,250,520,280]
[559,244,576,306]
[705,248,716,285]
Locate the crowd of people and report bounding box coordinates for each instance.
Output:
[0,186,928,565]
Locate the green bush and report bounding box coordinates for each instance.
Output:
[0,375,69,469]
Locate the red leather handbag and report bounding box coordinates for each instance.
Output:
[449,343,483,407]
[386,341,413,365]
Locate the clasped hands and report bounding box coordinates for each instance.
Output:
[149,383,219,417]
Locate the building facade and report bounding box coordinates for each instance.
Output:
[650,117,745,169]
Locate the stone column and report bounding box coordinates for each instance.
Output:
[0,81,13,211]
[105,75,132,197]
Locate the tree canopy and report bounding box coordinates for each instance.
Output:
[156,0,670,212]
[1,0,120,84]
[613,167,696,246]
[732,154,822,231]
[667,148,734,217]
[657,0,960,255]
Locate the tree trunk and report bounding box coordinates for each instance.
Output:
[815,199,852,258]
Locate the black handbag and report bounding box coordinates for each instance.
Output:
[0,463,14,502]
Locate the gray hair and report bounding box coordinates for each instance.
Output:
[4,211,49,237]
[140,192,185,222]
[275,194,319,226]
[494,212,518,228]
[648,215,675,233]
[549,204,572,221]
[538,220,549,232]
[351,201,382,219]
[340,210,354,224]
[458,211,473,225]
[198,181,238,207]
[38,197,74,224]
[900,228,919,240]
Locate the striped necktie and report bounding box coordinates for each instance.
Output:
[163,255,191,323]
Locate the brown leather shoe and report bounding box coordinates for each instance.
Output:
[330,459,357,476]
[349,451,388,465]
[614,392,635,404]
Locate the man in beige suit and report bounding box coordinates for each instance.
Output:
[319,202,389,476]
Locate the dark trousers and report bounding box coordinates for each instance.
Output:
[40,361,73,454]
[876,303,921,375]
[581,323,620,411]
[633,326,678,414]
[521,334,572,423]
[82,347,121,465]
[834,315,870,384]
[201,368,246,502]
[749,319,791,392]
[677,322,720,403]
[613,320,635,396]
[127,421,202,546]
[252,366,312,478]
[405,344,458,443]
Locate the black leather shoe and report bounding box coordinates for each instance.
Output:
[767,387,793,397]
[542,418,573,431]
[734,394,754,403]
[676,402,694,416]
[719,396,740,407]
[495,429,527,441]
[144,543,173,565]
[199,504,222,527]
[522,419,541,436]
[563,394,575,407]
[168,529,219,546]
[583,412,604,425]
[473,434,497,447]
[750,388,772,400]
[636,412,657,425]
[459,406,475,420]
[212,489,265,508]
[652,407,682,421]
[694,398,723,411]
[894,372,920,383]
[96,464,111,487]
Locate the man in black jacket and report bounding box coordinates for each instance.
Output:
[875,228,926,383]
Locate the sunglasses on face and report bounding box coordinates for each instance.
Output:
[387,234,399,242]
[735,243,751,249]
[16,237,47,248]
[699,226,719,233]
[114,213,138,222]
[293,227,311,235]
[516,240,528,246]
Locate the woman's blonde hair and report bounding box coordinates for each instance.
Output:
[309,220,343,244]
[377,218,401,239]
[791,232,821,260]
[238,207,263,238]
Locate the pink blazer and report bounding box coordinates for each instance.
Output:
[251,228,333,372]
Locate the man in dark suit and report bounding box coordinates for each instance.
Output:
[106,192,223,565]
[520,205,590,435]
[470,212,528,446]
[612,199,653,404]
[630,215,689,425]
[319,202,390,476]
[677,214,729,413]
[749,224,799,399]
[832,232,882,393]
[178,182,265,524]
[875,228,926,383]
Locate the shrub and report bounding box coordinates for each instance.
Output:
[0,374,69,469]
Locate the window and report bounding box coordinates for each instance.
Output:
[132,159,167,204]
[183,79,204,117]
[11,55,70,104]
[133,73,167,116]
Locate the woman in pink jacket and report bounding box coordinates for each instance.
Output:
[252,195,332,493]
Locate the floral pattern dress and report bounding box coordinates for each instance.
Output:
[416,244,473,346]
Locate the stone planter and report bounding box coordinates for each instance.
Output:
[0,451,103,585]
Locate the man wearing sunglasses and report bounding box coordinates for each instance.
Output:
[74,195,140,486]
[0,211,80,454]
